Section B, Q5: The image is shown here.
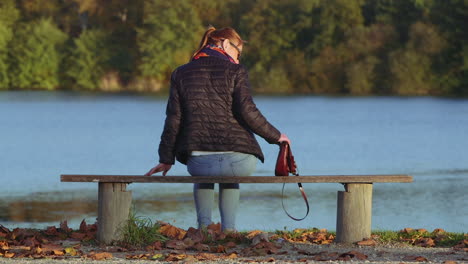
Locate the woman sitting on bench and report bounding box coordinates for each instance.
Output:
[145,26,290,232]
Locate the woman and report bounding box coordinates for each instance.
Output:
[145,26,290,232]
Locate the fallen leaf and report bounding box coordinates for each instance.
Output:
[10,228,35,241]
[165,253,187,261]
[35,247,43,254]
[165,239,188,250]
[126,253,148,259]
[70,232,86,240]
[193,243,210,251]
[357,239,377,246]
[22,236,40,248]
[403,255,428,262]
[416,238,435,247]
[4,252,15,258]
[160,224,186,240]
[186,227,204,243]
[0,241,9,250]
[89,252,113,260]
[65,247,78,256]
[207,223,221,233]
[151,253,164,260]
[433,228,446,234]
[246,230,264,239]
[53,250,65,256]
[225,241,237,248]
[44,226,59,236]
[10,245,31,251]
[0,225,10,234]
[183,237,196,248]
[253,241,281,254]
[224,252,238,259]
[341,250,368,260]
[196,253,217,261]
[146,241,163,251]
[79,219,87,232]
[402,228,414,233]
[59,221,72,233]
[453,240,467,249]
[40,243,64,253]
[30,253,43,259]
[210,245,225,253]
[442,261,457,264]
[184,255,199,262]
[251,233,270,245]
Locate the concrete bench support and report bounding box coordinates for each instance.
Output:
[336,183,373,243]
[97,183,132,244]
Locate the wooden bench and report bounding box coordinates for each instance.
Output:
[60,174,412,244]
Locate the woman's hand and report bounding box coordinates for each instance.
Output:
[278,133,291,145]
[145,163,172,176]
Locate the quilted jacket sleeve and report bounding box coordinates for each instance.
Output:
[232,66,281,144]
[158,71,182,164]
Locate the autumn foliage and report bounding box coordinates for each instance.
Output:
[0,222,466,262]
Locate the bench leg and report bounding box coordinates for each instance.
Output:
[336,183,372,243]
[97,183,132,244]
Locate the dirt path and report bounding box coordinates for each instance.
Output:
[1,240,466,264]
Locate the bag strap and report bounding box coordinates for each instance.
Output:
[281,178,309,221]
[280,143,310,221]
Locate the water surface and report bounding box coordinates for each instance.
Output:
[1,91,467,232]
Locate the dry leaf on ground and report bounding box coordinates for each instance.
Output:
[160,224,187,240]
[88,252,113,260]
[357,239,377,246]
[403,255,429,262]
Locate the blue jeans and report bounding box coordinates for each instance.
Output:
[187,152,257,231]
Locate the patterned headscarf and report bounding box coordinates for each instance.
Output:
[192,44,237,64]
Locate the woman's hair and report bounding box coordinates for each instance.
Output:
[191,26,245,59]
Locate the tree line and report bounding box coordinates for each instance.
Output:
[0,0,467,96]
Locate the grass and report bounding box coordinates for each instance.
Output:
[367,229,465,247]
[273,227,465,247]
[119,211,169,247]
[117,212,465,248]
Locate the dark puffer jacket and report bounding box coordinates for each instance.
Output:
[158,56,281,165]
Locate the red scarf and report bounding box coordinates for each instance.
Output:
[192,45,237,64]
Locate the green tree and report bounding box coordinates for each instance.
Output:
[9,18,67,90]
[65,29,112,90]
[362,0,422,42]
[343,23,397,94]
[428,0,468,95]
[137,0,202,83]
[389,22,446,95]
[0,0,20,89]
[239,0,318,92]
[0,0,20,27]
[309,23,397,95]
[310,0,365,54]
[74,0,144,84]
[309,46,346,94]
[0,24,13,89]
[17,0,84,36]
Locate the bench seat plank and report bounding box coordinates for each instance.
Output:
[61,174,412,183]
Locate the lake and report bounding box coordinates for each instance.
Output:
[0,91,467,233]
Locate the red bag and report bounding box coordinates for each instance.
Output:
[275,142,297,176]
[275,142,309,221]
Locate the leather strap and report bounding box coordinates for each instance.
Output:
[281,175,310,221]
